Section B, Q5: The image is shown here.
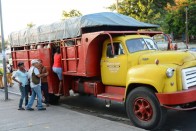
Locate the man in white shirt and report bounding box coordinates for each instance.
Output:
[26,59,48,111]
[12,62,28,110]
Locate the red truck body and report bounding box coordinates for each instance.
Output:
[11,31,162,99]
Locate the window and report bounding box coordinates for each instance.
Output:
[107,43,124,58]
[126,38,157,53]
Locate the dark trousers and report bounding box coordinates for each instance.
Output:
[25,84,31,106]
[41,83,49,104]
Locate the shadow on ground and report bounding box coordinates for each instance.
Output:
[59,95,196,131]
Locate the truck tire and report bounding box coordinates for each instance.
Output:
[126,87,167,130]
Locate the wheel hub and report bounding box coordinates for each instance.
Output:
[133,98,153,121]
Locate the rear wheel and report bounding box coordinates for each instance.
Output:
[126,87,167,130]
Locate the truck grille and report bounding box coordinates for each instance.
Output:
[182,67,196,89]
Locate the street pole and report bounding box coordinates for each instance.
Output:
[0,0,8,100]
[185,6,188,49]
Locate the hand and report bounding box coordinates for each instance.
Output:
[19,82,22,86]
[45,72,48,76]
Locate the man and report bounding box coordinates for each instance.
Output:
[38,59,49,106]
[12,62,28,110]
[26,59,48,111]
[25,81,31,106]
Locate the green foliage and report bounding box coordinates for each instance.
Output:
[27,22,35,28]
[108,0,195,38]
[62,9,82,19]
[163,0,196,37]
[0,68,3,75]
[108,0,175,24]
[186,1,196,36]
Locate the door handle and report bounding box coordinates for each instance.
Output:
[101,60,108,62]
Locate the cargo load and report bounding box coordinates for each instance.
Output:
[9,12,158,46]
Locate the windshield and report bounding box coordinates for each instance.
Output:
[126,38,158,53]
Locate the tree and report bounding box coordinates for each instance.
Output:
[188,1,196,36]
[163,0,196,39]
[108,0,175,24]
[62,9,82,19]
[108,0,195,40]
[27,22,35,28]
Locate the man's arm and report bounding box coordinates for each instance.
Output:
[34,68,47,78]
[12,72,22,86]
[37,73,47,78]
[13,77,22,86]
[43,67,49,76]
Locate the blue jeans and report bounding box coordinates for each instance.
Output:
[19,86,26,108]
[52,67,62,80]
[26,85,43,109]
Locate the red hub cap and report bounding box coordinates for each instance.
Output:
[133,98,153,121]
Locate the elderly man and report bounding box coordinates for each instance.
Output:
[26,59,48,111]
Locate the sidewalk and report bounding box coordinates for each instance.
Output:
[0,91,144,131]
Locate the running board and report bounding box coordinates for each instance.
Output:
[97,93,124,102]
[97,86,125,102]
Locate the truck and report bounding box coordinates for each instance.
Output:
[9,12,196,130]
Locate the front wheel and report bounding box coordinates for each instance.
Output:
[126,87,167,130]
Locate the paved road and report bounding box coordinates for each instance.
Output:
[0,91,144,131]
[3,83,196,131]
[59,95,196,131]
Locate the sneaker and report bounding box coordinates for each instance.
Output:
[55,94,63,96]
[38,108,46,111]
[26,108,34,111]
[18,107,25,110]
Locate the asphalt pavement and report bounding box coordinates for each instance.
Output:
[59,95,196,131]
[0,90,145,131]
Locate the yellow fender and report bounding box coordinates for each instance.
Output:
[125,64,177,99]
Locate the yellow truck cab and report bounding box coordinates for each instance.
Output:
[100,33,196,129]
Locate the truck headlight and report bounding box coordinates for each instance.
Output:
[166,68,174,78]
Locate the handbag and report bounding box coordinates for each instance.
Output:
[32,68,40,84]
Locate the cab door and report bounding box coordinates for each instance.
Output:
[101,41,127,86]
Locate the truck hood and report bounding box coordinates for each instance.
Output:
[139,50,196,65]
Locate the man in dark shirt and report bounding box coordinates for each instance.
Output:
[38,59,49,106]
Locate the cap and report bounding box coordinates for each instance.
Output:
[17,62,24,67]
[31,59,39,65]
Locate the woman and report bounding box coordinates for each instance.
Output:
[52,47,62,96]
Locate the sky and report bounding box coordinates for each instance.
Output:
[1,0,115,38]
